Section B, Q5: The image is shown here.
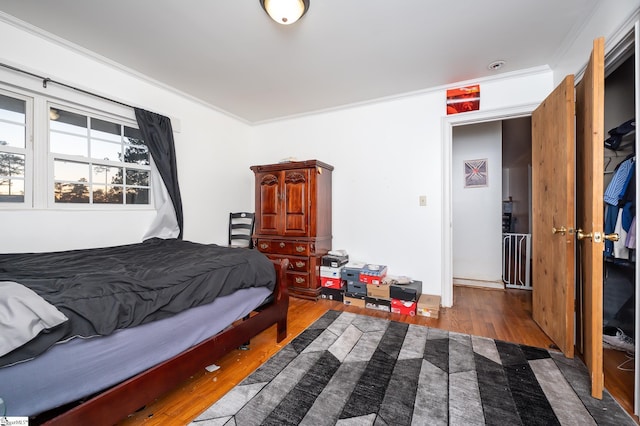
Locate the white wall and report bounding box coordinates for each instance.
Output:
[0,18,253,252]
[452,122,503,284]
[251,70,554,296]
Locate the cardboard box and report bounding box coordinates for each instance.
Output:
[365,296,391,312]
[389,280,422,302]
[321,276,343,289]
[391,299,416,316]
[320,265,343,278]
[359,264,388,285]
[344,293,365,308]
[320,287,344,302]
[346,281,367,295]
[366,283,390,299]
[417,294,441,318]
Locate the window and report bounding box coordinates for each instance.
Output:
[49,106,151,206]
[0,81,152,210]
[0,92,29,204]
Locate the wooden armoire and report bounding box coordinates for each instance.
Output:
[250,160,333,299]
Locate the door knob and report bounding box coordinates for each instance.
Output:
[576,229,592,240]
[552,226,567,235]
[604,233,620,242]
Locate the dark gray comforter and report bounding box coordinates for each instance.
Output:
[0,238,276,367]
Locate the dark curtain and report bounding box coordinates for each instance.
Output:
[134,108,184,239]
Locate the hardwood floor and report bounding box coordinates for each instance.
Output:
[119,286,637,425]
[605,348,636,417]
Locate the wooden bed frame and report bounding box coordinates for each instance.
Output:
[37,258,290,426]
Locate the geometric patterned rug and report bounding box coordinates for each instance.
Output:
[191,310,635,425]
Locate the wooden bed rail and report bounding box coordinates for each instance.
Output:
[40,258,290,426]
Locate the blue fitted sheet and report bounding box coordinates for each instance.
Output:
[0,285,271,417]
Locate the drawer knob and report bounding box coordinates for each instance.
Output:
[280,242,286,248]
[295,277,305,284]
[260,243,269,249]
[295,246,305,252]
[295,261,305,268]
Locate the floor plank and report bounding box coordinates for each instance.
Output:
[118,286,637,425]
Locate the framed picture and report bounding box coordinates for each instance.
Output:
[464,159,488,188]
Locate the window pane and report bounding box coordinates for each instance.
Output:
[91,139,122,162]
[123,144,149,165]
[0,122,26,148]
[0,151,25,177]
[50,132,89,156]
[126,169,149,186]
[50,109,87,135]
[124,126,145,146]
[126,187,149,204]
[92,165,122,185]
[0,178,24,202]
[93,185,123,204]
[54,160,89,182]
[0,94,26,122]
[91,118,121,142]
[55,182,89,203]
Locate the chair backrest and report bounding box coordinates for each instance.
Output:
[229,212,255,248]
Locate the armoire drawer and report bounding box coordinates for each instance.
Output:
[266,254,310,272]
[256,239,310,256]
[286,271,311,289]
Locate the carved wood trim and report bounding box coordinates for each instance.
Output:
[260,174,278,186]
[284,171,306,184]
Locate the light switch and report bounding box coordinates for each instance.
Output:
[419,195,427,206]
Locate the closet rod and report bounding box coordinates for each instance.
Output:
[0,61,134,110]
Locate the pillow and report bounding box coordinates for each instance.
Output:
[0,281,68,357]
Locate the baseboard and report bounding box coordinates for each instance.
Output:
[453,278,505,289]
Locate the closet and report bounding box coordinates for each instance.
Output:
[602,42,636,415]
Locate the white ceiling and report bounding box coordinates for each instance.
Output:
[0,0,600,123]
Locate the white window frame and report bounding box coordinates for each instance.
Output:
[0,87,33,210]
[0,78,155,211]
[46,102,152,209]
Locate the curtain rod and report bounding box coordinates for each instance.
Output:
[0,61,135,110]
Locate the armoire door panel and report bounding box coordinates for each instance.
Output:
[258,173,280,234]
[283,170,308,235]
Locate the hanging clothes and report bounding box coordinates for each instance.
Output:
[604,157,635,259]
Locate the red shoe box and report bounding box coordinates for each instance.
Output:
[391,299,416,316]
[359,264,388,285]
[321,276,343,288]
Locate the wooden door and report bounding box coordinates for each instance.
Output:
[531,74,576,358]
[575,37,605,399]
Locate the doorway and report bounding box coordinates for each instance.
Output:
[451,118,532,290]
[441,35,638,417]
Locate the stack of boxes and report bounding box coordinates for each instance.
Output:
[342,261,367,306]
[389,280,422,315]
[319,254,440,318]
[319,250,349,301]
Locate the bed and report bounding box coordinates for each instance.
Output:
[0,238,289,425]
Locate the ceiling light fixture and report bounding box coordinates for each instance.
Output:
[260,0,310,25]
